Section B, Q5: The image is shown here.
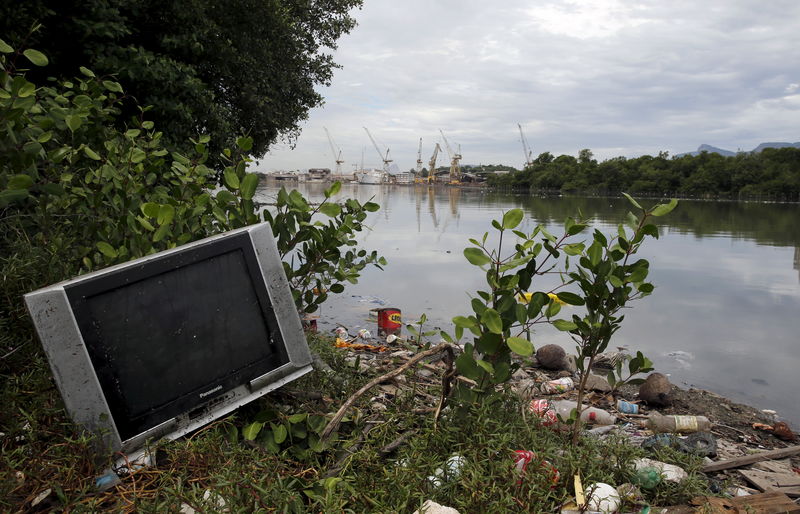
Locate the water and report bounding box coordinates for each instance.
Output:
[256,182,800,425]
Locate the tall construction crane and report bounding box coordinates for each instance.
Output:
[439,129,462,184]
[363,127,392,171]
[427,143,442,184]
[518,123,533,169]
[416,138,423,174]
[324,127,344,175]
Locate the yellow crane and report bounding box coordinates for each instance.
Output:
[426,143,442,184]
[324,127,344,175]
[439,129,461,184]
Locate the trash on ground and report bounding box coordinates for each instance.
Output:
[541,377,574,394]
[616,399,639,414]
[512,450,559,487]
[428,455,466,488]
[739,468,800,497]
[530,399,616,426]
[634,458,688,483]
[584,482,621,513]
[412,500,461,514]
[95,469,121,492]
[647,411,711,433]
[334,337,390,353]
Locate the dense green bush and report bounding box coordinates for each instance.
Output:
[0,39,383,362]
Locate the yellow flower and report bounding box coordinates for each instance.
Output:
[517,292,567,306]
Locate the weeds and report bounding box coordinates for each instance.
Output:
[1,333,713,512]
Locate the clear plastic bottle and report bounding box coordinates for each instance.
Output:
[550,400,617,425]
[647,411,711,433]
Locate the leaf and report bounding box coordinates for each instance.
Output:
[141,202,160,218]
[506,336,534,356]
[318,202,341,217]
[7,174,34,190]
[502,208,524,229]
[475,359,495,374]
[622,192,642,210]
[480,308,503,334]
[556,291,585,306]
[552,319,578,331]
[464,247,491,266]
[650,198,678,217]
[153,223,170,242]
[272,423,288,444]
[66,115,83,132]
[102,80,123,93]
[455,353,483,381]
[96,242,117,258]
[587,241,603,266]
[242,421,264,441]
[236,136,253,151]
[79,66,95,77]
[224,168,240,189]
[452,315,476,328]
[83,147,101,160]
[130,148,146,163]
[307,415,327,434]
[240,173,258,200]
[288,413,308,424]
[0,38,13,53]
[23,49,48,66]
[157,204,175,225]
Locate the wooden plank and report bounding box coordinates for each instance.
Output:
[740,469,800,498]
[730,491,800,513]
[701,444,800,473]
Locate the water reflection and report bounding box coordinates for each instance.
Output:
[257,182,800,424]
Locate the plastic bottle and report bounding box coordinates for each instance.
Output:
[616,399,639,414]
[647,411,711,433]
[540,377,574,394]
[550,400,617,425]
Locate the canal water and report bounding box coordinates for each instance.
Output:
[256,182,800,425]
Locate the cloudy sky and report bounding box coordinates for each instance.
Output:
[255,0,800,172]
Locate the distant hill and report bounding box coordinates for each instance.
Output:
[676,141,800,157]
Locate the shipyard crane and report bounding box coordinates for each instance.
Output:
[363,127,392,172]
[518,123,533,169]
[416,138,423,174]
[324,127,344,175]
[439,129,462,184]
[427,143,442,184]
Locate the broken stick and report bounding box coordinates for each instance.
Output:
[320,344,454,441]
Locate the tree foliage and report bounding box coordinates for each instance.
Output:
[0,40,382,360]
[0,0,363,164]
[492,149,800,200]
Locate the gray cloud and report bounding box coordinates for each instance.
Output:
[256,0,800,172]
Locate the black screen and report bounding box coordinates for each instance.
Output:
[66,235,290,440]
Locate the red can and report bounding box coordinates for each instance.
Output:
[377,308,401,337]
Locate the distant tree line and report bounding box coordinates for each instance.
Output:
[487,148,800,200]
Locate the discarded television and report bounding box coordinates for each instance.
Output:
[25,223,313,457]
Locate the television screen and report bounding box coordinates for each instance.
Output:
[25,223,312,457]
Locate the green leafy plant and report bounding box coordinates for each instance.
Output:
[264,182,386,313]
[1,40,384,335]
[551,194,676,442]
[240,409,329,459]
[447,194,676,434]
[606,350,655,392]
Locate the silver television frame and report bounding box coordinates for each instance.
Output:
[24,223,313,458]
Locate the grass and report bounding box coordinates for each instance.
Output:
[1,332,716,512]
